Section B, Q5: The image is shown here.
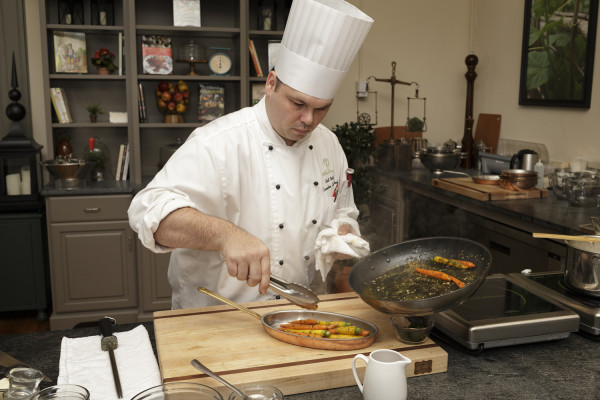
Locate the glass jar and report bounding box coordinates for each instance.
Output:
[5,368,44,399]
[549,168,573,200]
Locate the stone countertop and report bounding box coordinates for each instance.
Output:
[382,167,600,236]
[0,322,598,399]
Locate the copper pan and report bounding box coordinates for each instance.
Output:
[197,287,377,350]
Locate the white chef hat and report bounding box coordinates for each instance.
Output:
[275,0,374,100]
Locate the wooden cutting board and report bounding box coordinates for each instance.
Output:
[432,177,548,201]
[153,293,447,397]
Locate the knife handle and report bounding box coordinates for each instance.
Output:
[99,316,116,337]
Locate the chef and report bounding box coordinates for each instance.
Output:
[128,0,374,309]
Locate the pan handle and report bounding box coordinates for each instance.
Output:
[197,287,262,320]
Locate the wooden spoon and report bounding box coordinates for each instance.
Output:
[532,233,600,244]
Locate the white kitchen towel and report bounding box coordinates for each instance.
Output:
[314,219,371,281]
[58,325,161,400]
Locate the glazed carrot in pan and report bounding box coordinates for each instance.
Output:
[415,267,466,288]
[432,256,475,269]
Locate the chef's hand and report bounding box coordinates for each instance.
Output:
[221,226,271,295]
[332,223,358,260]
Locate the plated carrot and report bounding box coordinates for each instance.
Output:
[282,329,331,338]
[329,326,362,335]
[280,323,335,330]
[432,256,475,269]
[415,267,465,288]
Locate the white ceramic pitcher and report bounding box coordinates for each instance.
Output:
[352,349,411,400]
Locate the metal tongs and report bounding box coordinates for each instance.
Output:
[269,275,319,310]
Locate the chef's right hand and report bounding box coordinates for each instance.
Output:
[221,227,271,295]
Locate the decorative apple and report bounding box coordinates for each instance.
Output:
[156,80,190,122]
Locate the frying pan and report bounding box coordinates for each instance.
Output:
[348,237,492,316]
[197,287,378,350]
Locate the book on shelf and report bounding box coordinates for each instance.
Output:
[115,143,127,180]
[53,31,88,73]
[173,0,201,27]
[121,144,130,181]
[142,35,173,75]
[198,84,225,122]
[50,87,73,123]
[138,83,147,123]
[118,32,124,75]
[267,40,280,72]
[251,83,266,105]
[248,39,263,77]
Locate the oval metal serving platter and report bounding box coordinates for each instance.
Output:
[261,310,378,351]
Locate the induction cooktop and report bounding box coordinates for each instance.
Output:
[432,274,580,351]
[509,271,600,336]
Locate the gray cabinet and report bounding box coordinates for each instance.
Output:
[137,243,172,316]
[370,174,402,250]
[0,213,48,321]
[45,194,138,329]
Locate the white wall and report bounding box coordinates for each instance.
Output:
[25,1,600,165]
[323,0,600,165]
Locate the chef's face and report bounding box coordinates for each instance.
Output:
[264,71,333,146]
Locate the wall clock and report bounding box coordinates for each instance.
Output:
[208,52,232,75]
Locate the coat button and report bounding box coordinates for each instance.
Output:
[312,219,317,224]
[304,255,310,260]
[309,145,313,150]
[279,260,284,265]
[276,184,281,189]
[313,181,318,186]
[279,223,284,229]
[268,145,274,150]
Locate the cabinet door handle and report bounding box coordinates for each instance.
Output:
[83,207,101,213]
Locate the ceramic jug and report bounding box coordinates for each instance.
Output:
[352,349,411,400]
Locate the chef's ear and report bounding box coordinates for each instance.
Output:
[265,70,277,95]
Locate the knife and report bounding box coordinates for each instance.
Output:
[99,317,123,399]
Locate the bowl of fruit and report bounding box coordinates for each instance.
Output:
[156,80,190,123]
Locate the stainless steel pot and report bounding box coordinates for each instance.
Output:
[565,237,600,297]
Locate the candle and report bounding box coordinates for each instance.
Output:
[6,173,21,195]
[21,180,31,195]
[21,165,30,182]
[99,11,107,26]
[65,13,72,24]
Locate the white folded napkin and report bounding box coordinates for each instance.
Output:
[58,325,161,400]
[314,219,371,281]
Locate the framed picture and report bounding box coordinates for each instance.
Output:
[53,31,88,73]
[518,0,598,108]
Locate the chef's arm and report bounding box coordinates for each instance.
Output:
[154,207,271,294]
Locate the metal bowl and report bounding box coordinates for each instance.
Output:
[419,149,463,174]
[42,158,95,188]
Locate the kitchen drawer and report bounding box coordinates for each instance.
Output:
[47,195,132,223]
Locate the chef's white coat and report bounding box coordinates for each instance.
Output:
[128,97,360,309]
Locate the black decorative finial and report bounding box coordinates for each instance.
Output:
[6,52,26,122]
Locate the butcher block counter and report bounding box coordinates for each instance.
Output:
[153,293,447,397]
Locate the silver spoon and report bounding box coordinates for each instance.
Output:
[191,359,249,400]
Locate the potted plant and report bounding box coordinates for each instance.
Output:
[90,47,116,75]
[329,121,377,293]
[85,103,105,123]
[407,116,425,132]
